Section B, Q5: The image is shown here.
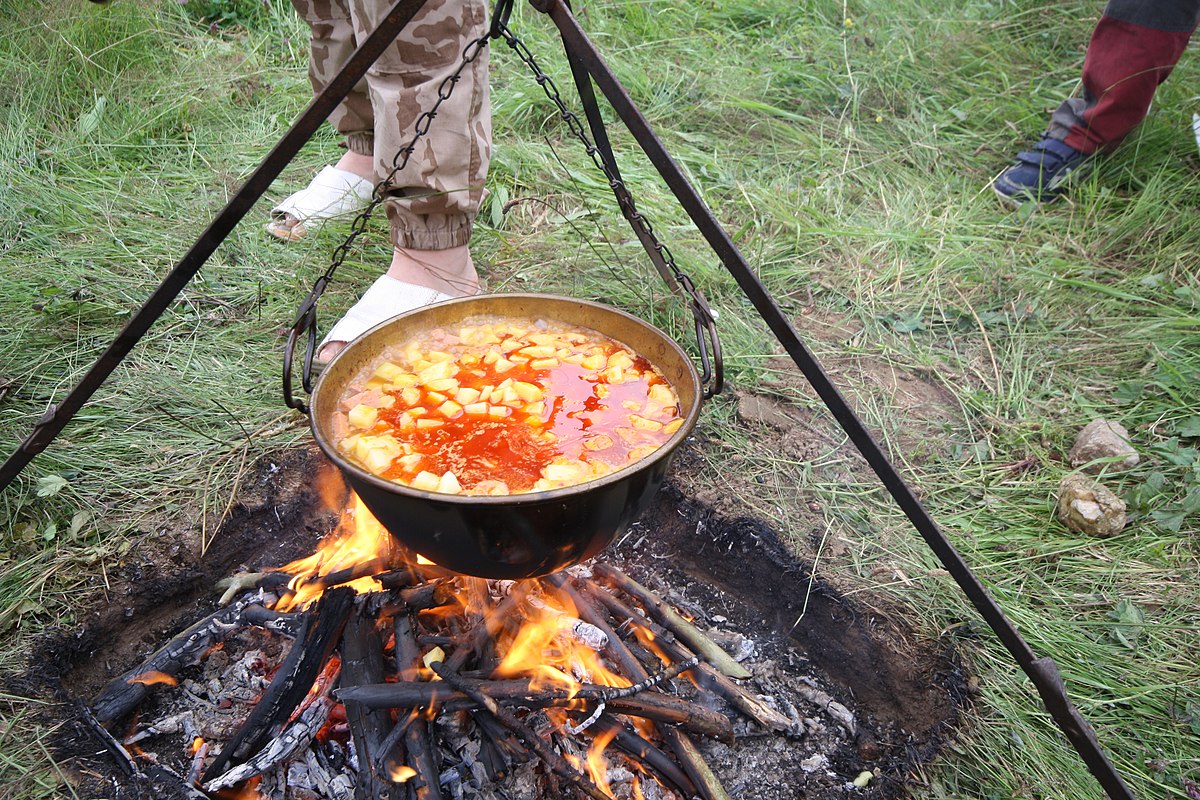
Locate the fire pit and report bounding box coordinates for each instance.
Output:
[29,445,966,800]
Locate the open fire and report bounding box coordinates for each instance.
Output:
[70,457,960,800]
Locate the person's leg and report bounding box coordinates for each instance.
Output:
[1049,0,1200,154]
[317,0,491,360]
[271,0,377,239]
[994,0,1200,204]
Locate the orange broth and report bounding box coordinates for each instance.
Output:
[333,317,683,495]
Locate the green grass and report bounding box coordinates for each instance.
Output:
[2,0,1199,798]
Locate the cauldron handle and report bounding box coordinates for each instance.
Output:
[678,273,723,399]
[283,275,332,414]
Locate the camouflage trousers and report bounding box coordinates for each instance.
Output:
[289,0,491,250]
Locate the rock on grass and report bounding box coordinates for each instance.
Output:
[1057,474,1127,537]
[1068,419,1139,473]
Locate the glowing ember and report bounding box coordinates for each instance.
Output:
[213,776,262,800]
[126,670,178,687]
[389,764,417,783]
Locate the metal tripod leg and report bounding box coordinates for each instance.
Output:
[531,2,1135,798]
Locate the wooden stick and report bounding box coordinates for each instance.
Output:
[428,662,611,800]
[661,727,733,800]
[215,557,390,605]
[393,610,443,800]
[583,581,794,733]
[472,708,528,781]
[239,603,304,637]
[336,679,733,742]
[375,579,458,615]
[593,564,751,679]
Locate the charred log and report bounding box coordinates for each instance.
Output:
[340,608,399,800]
[201,587,354,781]
[392,610,442,800]
[91,593,262,724]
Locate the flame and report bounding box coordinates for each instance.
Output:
[127,670,178,687]
[481,582,632,796]
[494,584,628,697]
[272,494,395,611]
[585,724,620,797]
[389,765,417,783]
[190,736,204,755]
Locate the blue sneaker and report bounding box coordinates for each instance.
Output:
[992,136,1091,205]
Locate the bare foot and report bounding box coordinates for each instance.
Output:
[316,245,479,362]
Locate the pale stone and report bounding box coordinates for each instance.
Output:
[1057,474,1127,537]
[1068,419,1139,473]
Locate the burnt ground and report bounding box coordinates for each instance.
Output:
[10,427,970,800]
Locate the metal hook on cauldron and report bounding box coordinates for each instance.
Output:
[282,276,332,415]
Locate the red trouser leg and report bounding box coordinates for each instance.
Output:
[1047,11,1196,154]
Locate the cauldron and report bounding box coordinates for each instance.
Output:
[308,294,702,579]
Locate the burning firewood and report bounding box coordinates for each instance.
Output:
[200,587,354,782]
[592,564,752,680]
[391,609,443,799]
[87,486,875,800]
[203,665,338,792]
[577,578,797,734]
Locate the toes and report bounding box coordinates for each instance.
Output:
[317,341,347,362]
[266,216,307,242]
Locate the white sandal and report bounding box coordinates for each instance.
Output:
[266,166,374,242]
[317,275,460,364]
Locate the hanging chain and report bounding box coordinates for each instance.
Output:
[284,28,495,411]
[494,24,684,288]
[492,20,722,396]
[286,1,720,411]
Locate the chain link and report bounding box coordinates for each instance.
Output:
[494,24,689,290]
[494,21,721,396]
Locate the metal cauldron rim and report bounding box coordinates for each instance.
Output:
[308,292,703,507]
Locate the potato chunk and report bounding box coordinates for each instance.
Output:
[373,361,406,382]
[347,404,378,430]
[410,471,441,492]
[583,434,613,451]
[437,471,463,494]
[417,360,456,384]
[455,386,481,405]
